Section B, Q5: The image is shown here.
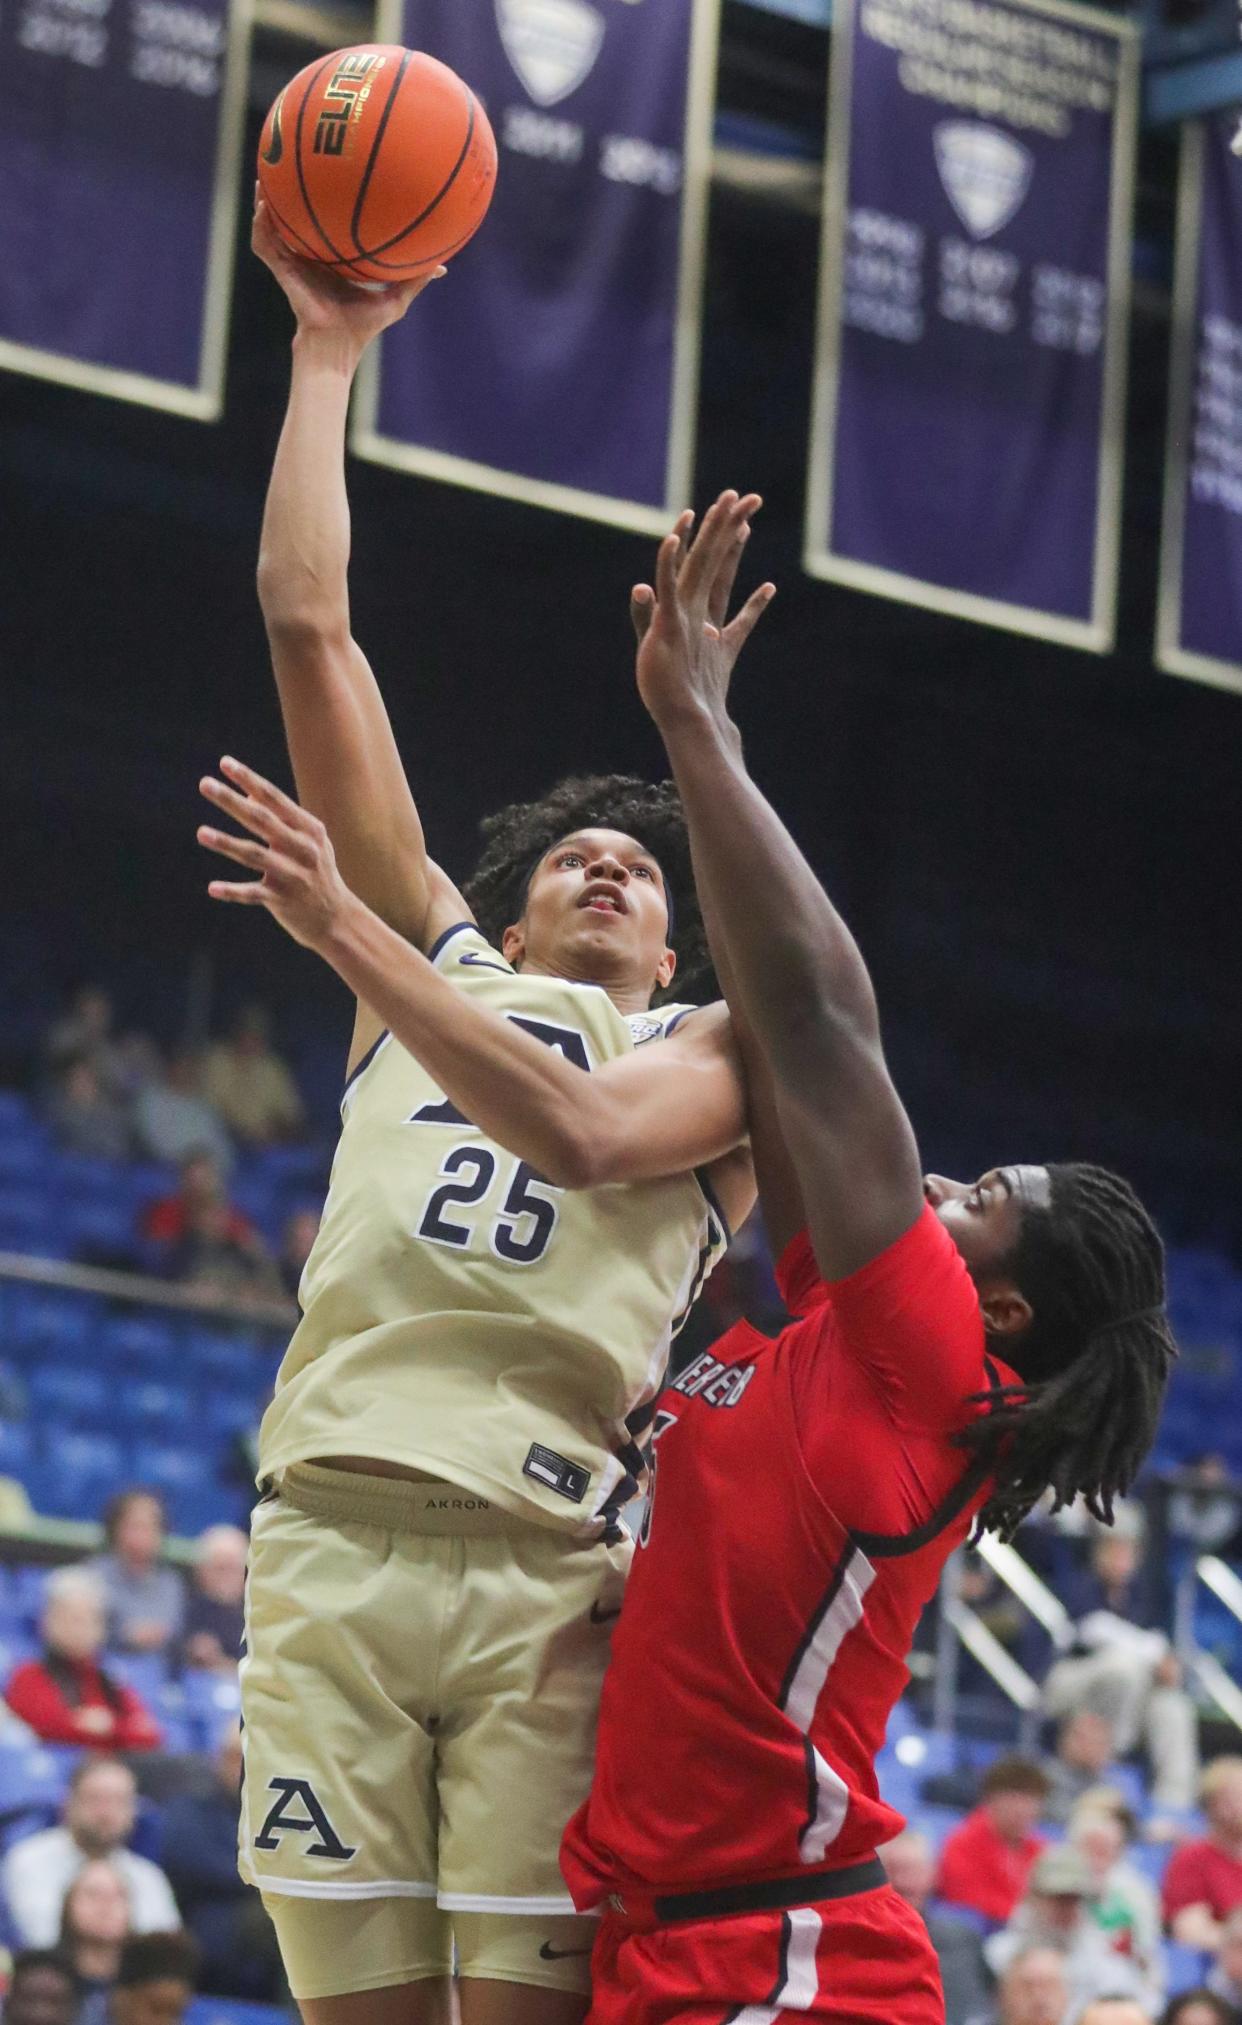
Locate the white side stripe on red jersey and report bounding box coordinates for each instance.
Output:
[778,1545,876,1865]
[729,1907,823,2021]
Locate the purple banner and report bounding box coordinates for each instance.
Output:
[0,0,247,416]
[352,0,718,532]
[807,0,1137,649]
[1157,117,1242,694]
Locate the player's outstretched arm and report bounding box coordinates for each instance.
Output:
[196,760,749,1189]
[252,201,462,954]
[635,493,924,1281]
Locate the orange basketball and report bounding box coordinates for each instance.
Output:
[257,45,497,284]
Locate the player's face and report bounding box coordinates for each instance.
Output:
[505,829,676,996]
[923,1166,1050,1277]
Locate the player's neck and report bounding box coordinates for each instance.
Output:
[517,954,653,1017]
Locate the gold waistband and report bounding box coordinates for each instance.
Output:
[274,1461,527,1537]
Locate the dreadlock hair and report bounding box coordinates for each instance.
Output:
[957,1162,1178,1544]
[462,773,712,1003]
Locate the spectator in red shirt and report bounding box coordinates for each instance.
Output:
[937,1756,1051,1927]
[1163,1756,1242,1950]
[5,1570,161,1752]
[141,1154,253,1254]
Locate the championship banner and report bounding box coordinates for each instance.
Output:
[806,0,1138,649]
[0,0,249,417]
[1156,117,1242,696]
[352,0,719,533]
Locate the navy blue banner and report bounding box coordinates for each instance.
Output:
[0,0,249,416]
[1157,116,1242,695]
[352,0,719,532]
[806,0,1138,649]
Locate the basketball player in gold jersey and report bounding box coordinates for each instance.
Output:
[236,207,759,2025]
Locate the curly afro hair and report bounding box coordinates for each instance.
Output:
[462,773,713,1004]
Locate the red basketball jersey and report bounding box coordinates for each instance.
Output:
[562,1206,1017,1906]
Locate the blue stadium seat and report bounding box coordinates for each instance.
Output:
[11,1566,49,1630]
[0,1422,34,1474]
[118,1378,196,1430]
[187,2001,288,2025]
[0,1188,67,1257]
[100,1310,180,1372]
[39,1430,128,1518]
[184,1328,265,1385]
[28,1365,110,1426]
[63,1199,142,1264]
[1165,1940,1214,1994]
[108,1651,171,1705]
[203,1391,261,1438]
[8,1287,97,1355]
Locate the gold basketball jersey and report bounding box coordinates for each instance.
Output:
[258,923,729,1532]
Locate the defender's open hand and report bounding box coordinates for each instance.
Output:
[631,491,775,732]
[198,757,354,952]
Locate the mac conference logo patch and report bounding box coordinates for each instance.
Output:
[933,122,1034,240]
[495,0,606,107]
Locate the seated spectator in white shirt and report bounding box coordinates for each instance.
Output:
[985,1847,1150,2016]
[132,1051,233,1176]
[2,1949,81,2025]
[60,1860,132,2025]
[180,1527,246,1674]
[88,1491,185,1657]
[2,1757,180,1948]
[882,1830,990,2025]
[1069,1793,1164,2008]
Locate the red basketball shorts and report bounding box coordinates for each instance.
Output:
[585,1884,944,2025]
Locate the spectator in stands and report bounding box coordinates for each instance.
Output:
[2,1951,80,2025]
[160,1725,275,1998]
[2,1758,179,1947]
[1169,1456,1239,1550]
[132,1050,233,1176]
[1044,1528,1199,1813]
[1161,1996,1238,2025]
[60,1861,132,2025]
[986,1847,1151,2012]
[89,1491,185,1656]
[1163,1759,1242,1950]
[1078,2005,1156,2025]
[109,1933,198,2025]
[1208,1906,1242,2012]
[278,1206,320,1301]
[938,1757,1051,1926]
[5,1570,161,1750]
[203,1003,305,1147]
[45,1058,132,1162]
[141,1154,251,1254]
[179,1526,246,1673]
[45,988,127,1099]
[967,1946,1069,2025]
[1044,1711,1120,1827]
[1069,1797,1164,2008]
[882,1829,990,2025]
[168,1196,282,1305]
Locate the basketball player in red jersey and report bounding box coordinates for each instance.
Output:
[551,496,1179,2022]
[196,495,1176,2023]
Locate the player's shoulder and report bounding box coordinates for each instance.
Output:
[427,920,514,975]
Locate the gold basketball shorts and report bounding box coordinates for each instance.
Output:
[239,1463,629,1997]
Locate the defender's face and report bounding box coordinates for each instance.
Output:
[922,1166,1051,1278]
[508,829,675,993]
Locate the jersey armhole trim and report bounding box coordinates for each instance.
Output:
[663,1006,698,1038]
[848,1358,1004,1559]
[427,920,475,966]
[341,1029,391,1107]
[695,1166,732,1246]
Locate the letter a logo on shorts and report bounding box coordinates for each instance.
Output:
[254,1777,357,1861]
